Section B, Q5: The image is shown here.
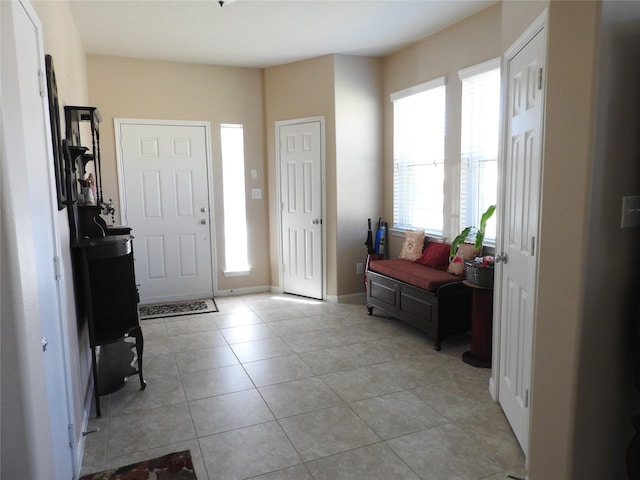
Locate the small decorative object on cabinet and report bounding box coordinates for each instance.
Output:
[64,105,105,241]
[64,106,102,201]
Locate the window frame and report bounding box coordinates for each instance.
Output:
[390,76,447,236]
[458,58,501,247]
[220,123,250,276]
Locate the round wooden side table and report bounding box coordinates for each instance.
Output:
[462,280,493,368]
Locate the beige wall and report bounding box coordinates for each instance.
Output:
[31,0,92,465]
[382,3,502,256]
[334,55,383,296]
[263,54,384,299]
[85,55,269,293]
[500,0,547,50]
[263,56,338,294]
[570,1,640,478]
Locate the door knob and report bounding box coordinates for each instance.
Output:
[42,336,48,352]
[200,219,208,225]
[201,207,208,213]
[495,253,508,264]
[312,219,322,225]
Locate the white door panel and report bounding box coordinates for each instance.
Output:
[280,121,323,299]
[498,26,546,454]
[120,123,213,303]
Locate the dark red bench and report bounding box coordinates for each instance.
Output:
[366,243,472,350]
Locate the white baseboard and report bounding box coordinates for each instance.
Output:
[215,286,365,305]
[76,379,95,476]
[325,292,366,304]
[214,285,271,297]
[489,376,498,401]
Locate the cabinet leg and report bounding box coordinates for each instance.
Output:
[91,347,101,417]
[132,327,146,390]
[628,415,640,480]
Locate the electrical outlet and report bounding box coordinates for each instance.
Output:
[356,262,364,274]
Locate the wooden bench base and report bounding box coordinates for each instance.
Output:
[366,269,471,350]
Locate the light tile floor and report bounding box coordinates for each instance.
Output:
[80,293,526,480]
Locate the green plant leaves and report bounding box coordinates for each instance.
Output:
[450,205,496,258]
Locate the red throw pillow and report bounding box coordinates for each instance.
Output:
[416,242,450,270]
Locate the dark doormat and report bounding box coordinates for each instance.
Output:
[139,298,218,320]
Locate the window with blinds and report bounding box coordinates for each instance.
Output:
[391,77,446,235]
[459,59,500,245]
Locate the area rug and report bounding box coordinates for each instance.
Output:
[139,298,218,320]
[79,449,196,479]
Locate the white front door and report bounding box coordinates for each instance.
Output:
[497,24,546,453]
[118,121,213,303]
[279,120,323,299]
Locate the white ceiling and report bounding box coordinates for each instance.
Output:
[68,0,495,68]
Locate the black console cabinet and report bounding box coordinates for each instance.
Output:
[64,106,145,417]
[74,235,146,417]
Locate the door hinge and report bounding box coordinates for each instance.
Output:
[524,389,529,408]
[68,424,75,449]
[38,69,47,98]
[537,67,543,91]
[54,256,62,280]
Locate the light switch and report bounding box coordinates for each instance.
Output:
[621,196,640,228]
[251,188,262,200]
[251,169,258,180]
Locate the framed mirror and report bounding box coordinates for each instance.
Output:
[45,54,66,210]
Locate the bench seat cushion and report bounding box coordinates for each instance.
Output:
[369,259,462,291]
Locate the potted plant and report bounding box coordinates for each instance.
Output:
[449,205,496,287]
[449,204,496,258]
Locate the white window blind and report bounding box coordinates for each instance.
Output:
[391,77,446,235]
[221,123,250,274]
[459,60,500,244]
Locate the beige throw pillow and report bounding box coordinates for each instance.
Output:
[448,243,480,275]
[398,230,424,261]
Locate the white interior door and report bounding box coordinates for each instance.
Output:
[497,25,546,454]
[2,1,76,477]
[119,122,213,303]
[279,120,323,299]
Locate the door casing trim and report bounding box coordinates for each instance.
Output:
[275,116,326,300]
